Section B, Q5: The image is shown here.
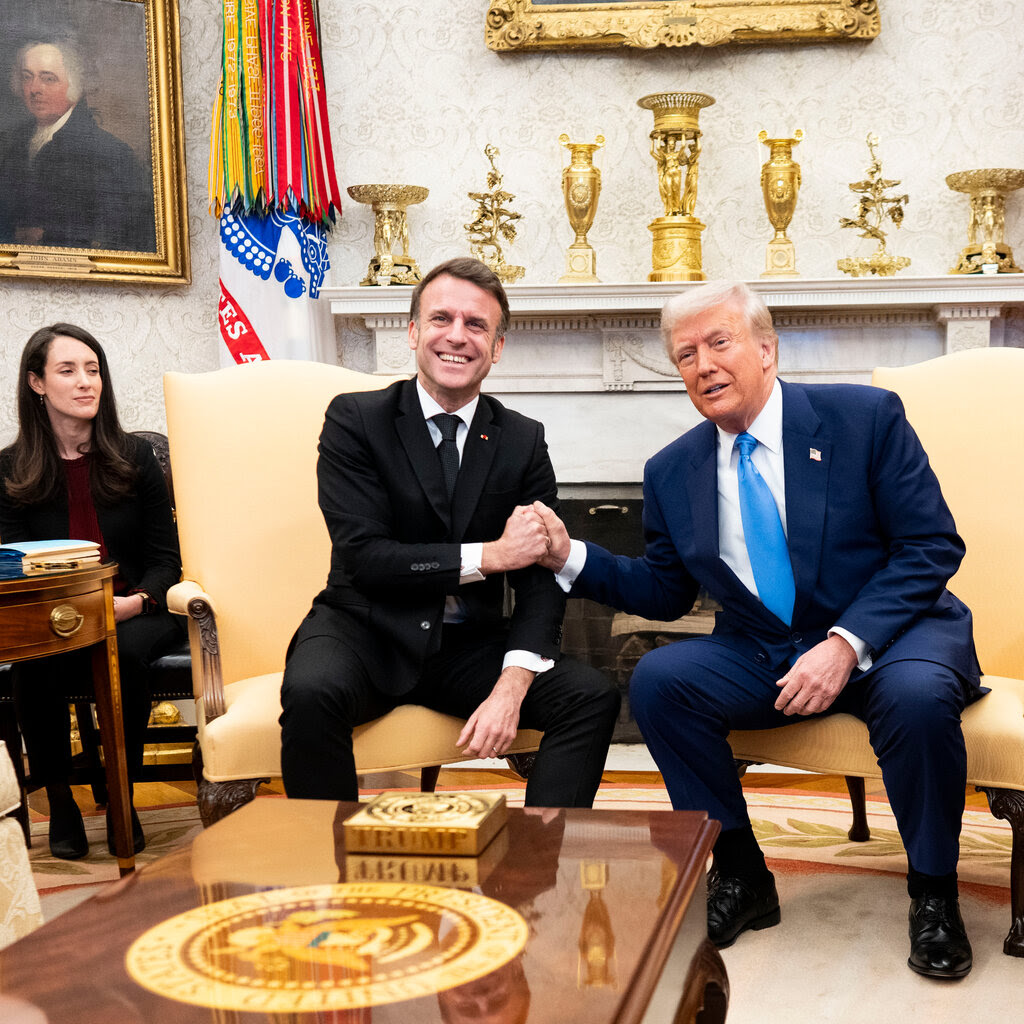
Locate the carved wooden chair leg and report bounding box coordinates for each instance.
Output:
[191,745,267,828]
[979,785,1024,957]
[504,752,536,779]
[419,765,441,792]
[844,775,871,841]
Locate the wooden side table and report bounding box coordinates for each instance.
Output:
[0,564,135,874]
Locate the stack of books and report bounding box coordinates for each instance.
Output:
[0,540,102,579]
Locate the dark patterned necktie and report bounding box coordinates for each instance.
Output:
[432,413,460,499]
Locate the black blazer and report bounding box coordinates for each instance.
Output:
[0,435,180,611]
[310,377,565,695]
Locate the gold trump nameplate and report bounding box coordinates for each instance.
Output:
[344,791,508,856]
[346,827,510,888]
[125,882,528,1013]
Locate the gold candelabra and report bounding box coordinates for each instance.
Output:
[465,145,525,284]
[837,134,910,277]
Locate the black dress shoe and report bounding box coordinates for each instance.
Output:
[908,895,972,978]
[105,805,146,856]
[48,799,88,861]
[707,869,781,948]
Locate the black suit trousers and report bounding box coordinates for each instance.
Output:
[12,609,185,786]
[280,605,620,806]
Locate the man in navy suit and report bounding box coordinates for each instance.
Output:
[280,257,619,808]
[533,281,983,977]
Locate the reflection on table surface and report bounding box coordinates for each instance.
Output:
[0,799,720,1024]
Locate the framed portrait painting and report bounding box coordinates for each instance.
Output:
[486,1,881,51]
[0,0,189,283]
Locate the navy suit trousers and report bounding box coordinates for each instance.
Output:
[628,636,969,876]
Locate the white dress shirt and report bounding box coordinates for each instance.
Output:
[416,381,552,675]
[558,380,871,670]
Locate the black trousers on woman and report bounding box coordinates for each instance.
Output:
[12,610,185,787]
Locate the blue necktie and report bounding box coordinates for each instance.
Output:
[735,432,795,624]
[432,413,460,499]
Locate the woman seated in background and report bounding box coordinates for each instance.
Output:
[0,324,182,860]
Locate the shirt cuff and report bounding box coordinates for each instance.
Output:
[554,538,588,593]
[828,627,874,672]
[460,542,485,583]
[502,650,555,675]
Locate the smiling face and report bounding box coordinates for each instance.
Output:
[669,301,777,434]
[408,273,505,411]
[28,334,102,431]
[19,44,76,126]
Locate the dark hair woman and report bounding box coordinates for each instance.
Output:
[0,324,183,859]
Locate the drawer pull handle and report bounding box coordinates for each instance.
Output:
[588,505,629,515]
[50,604,84,638]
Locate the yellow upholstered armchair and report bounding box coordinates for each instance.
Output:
[728,348,1024,957]
[164,361,542,827]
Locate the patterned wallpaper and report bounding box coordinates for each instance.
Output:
[1,0,1022,440]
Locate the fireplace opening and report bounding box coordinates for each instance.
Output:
[558,498,719,743]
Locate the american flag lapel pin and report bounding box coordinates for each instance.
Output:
[480,434,489,441]
[809,448,821,462]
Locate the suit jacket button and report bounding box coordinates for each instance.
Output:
[791,633,802,644]
[420,620,431,630]
[755,652,767,664]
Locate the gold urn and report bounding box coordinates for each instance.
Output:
[759,129,803,278]
[637,91,716,281]
[559,134,605,283]
[946,168,1024,274]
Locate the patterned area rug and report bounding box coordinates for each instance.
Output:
[26,781,1019,1022]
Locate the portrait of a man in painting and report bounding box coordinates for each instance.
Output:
[0,2,157,253]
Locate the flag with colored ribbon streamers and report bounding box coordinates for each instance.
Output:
[209,0,342,364]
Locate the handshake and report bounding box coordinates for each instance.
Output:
[482,501,572,576]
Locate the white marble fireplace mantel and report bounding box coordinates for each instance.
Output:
[325,274,1024,484]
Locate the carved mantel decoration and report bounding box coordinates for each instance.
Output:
[485,1,880,52]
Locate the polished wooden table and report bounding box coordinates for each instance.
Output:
[0,799,727,1023]
[0,564,135,873]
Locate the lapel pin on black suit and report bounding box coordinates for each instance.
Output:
[809,448,821,462]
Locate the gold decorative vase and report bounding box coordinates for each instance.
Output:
[638,91,716,281]
[559,133,605,283]
[347,184,429,286]
[946,168,1024,274]
[759,129,803,278]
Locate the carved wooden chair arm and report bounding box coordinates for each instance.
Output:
[166,580,225,721]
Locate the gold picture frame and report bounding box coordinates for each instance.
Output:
[0,0,189,284]
[486,1,880,51]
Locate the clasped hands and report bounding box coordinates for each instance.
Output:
[482,500,571,576]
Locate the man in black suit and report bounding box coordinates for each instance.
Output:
[280,257,619,805]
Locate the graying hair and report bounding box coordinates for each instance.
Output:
[11,39,84,107]
[660,281,778,359]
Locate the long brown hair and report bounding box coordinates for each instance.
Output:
[3,324,136,506]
